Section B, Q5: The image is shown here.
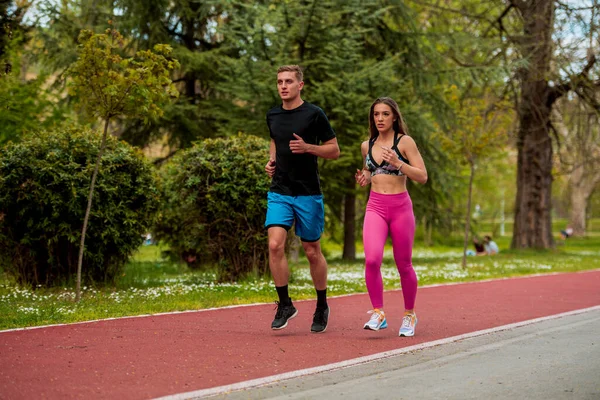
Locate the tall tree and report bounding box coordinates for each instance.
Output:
[428,0,600,248]
[501,0,600,248]
[68,28,179,301]
[410,0,599,248]
[553,99,600,236]
[436,87,512,267]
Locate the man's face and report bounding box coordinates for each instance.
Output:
[277,71,303,101]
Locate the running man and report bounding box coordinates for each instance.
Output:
[264,65,340,333]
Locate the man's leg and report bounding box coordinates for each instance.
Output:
[302,240,327,291]
[268,227,290,287]
[294,194,329,333]
[265,192,297,330]
[268,227,298,329]
[302,240,329,333]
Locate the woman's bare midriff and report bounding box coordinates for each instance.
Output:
[370,174,407,194]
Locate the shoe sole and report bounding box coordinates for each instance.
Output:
[271,309,298,330]
[364,322,388,331]
[311,308,330,334]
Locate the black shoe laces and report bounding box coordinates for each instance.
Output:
[274,301,290,318]
[313,307,327,324]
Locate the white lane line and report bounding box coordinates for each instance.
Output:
[153,305,600,400]
[2,268,599,333]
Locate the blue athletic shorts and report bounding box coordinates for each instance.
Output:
[265,191,324,242]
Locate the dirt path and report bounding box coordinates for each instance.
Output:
[1,270,599,400]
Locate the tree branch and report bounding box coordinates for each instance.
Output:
[298,1,318,62]
[548,53,598,107]
[489,3,514,37]
[152,149,180,165]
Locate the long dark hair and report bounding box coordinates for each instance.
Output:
[368,97,409,141]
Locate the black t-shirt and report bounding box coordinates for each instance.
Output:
[266,102,336,196]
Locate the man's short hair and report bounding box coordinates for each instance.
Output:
[277,65,303,82]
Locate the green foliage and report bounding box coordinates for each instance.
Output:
[436,86,513,167]
[67,28,180,122]
[154,134,271,281]
[0,67,54,145]
[100,0,231,149]
[0,0,30,77]
[0,127,160,287]
[0,25,56,144]
[64,27,180,300]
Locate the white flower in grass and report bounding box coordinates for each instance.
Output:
[17,306,40,315]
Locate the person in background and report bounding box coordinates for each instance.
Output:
[560,226,574,240]
[467,237,486,256]
[473,237,485,255]
[483,235,499,255]
[355,97,428,337]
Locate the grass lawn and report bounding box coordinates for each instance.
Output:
[1,234,599,330]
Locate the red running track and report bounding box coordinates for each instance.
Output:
[1,270,599,399]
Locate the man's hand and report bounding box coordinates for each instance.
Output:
[290,133,311,154]
[265,159,276,178]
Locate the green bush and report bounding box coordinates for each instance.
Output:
[0,127,159,286]
[154,133,271,280]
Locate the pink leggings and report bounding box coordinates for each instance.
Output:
[363,191,417,310]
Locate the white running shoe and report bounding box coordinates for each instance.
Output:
[363,309,388,331]
[399,312,417,337]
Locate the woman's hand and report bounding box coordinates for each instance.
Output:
[355,169,369,187]
[381,146,403,170]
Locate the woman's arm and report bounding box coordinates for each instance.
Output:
[397,136,428,184]
[355,141,371,187]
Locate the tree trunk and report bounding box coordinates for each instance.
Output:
[342,175,356,260]
[552,105,600,237]
[568,161,600,236]
[462,162,475,268]
[569,185,590,236]
[183,16,197,101]
[511,0,555,249]
[76,118,110,302]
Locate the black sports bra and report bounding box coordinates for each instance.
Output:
[365,132,410,177]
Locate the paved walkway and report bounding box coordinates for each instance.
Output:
[1,270,599,399]
[208,307,600,400]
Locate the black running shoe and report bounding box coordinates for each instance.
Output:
[311,306,329,333]
[271,301,298,330]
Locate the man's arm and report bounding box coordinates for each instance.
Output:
[289,134,340,160]
[265,139,276,177]
[269,139,276,161]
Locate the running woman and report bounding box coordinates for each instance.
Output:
[355,97,428,336]
[265,65,340,333]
